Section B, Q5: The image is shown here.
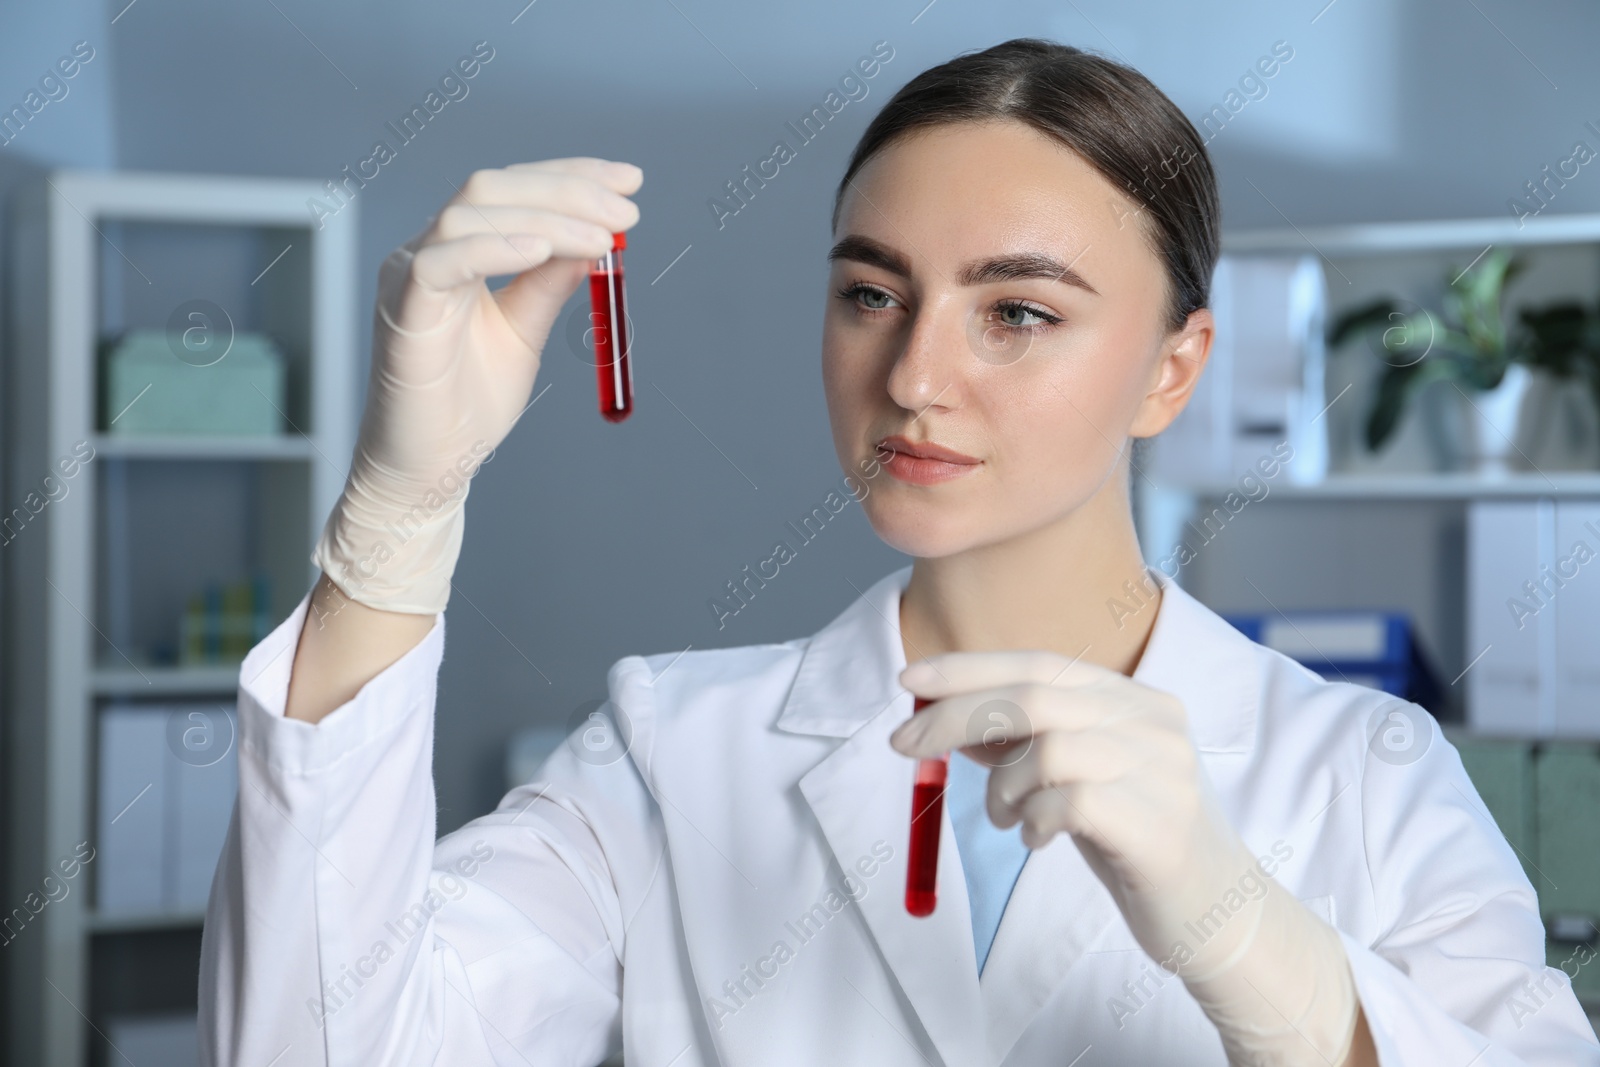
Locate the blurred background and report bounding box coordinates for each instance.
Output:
[5,0,1600,1062]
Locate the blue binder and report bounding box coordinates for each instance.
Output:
[1222,610,1444,715]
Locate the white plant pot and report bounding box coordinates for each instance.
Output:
[1458,363,1535,475]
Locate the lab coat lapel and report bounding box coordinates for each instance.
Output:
[977,572,1260,1065]
[781,568,989,1067]
[978,834,1122,1066]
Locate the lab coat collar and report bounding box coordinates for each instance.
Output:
[775,565,1259,754]
[779,565,1261,1066]
[1130,566,1259,754]
[775,568,914,738]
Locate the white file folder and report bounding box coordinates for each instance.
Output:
[171,708,238,911]
[1468,500,1600,738]
[1468,501,1550,735]
[96,706,168,915]
[1554,502,1600,737]
[96,704,237,916]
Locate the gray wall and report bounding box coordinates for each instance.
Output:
[8,0,1600,826]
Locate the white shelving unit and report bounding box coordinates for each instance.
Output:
[3,171,357,1067]
[1136,212,1600,722]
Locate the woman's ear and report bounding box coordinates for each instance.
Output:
[1129,307,1214,438]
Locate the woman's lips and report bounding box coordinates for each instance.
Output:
[876,435,982,486]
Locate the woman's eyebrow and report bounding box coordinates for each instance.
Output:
[958,251,1098,295]
[827,234,911,277]
[827,234,1098,295]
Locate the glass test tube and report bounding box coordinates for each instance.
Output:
[905,697,945,917]
[588,231,634,423]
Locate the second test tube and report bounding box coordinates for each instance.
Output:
[905,696,945,917]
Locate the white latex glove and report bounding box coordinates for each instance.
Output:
[891,650,1361,1067]
[314,159,642,614]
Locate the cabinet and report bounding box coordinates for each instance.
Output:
[2,171,357,1066]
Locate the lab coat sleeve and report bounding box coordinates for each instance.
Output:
[1342,725,1600,1065]
[198,592,632,1067]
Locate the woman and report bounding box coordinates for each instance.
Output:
[199,39,1598,1066]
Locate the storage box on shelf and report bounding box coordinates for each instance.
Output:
[3,170,356,1067]
[102,329,288,437]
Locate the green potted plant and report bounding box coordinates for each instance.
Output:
[1328,247,1531,472]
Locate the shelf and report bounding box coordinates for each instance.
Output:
[87,910,206,935]
[94,434,320,461]
[1160,471,1600,501]
[91,663,243,697]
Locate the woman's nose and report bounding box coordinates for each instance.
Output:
[885,301,967,415]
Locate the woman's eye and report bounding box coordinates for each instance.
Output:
[836,283,900,314]
[995,302,1058,329]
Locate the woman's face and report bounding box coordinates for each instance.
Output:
[823,119,1212,559]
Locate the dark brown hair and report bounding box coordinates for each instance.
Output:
[832,38,1220,332]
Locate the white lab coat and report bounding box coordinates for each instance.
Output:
[198,566,1600,1066]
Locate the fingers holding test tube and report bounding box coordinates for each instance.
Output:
[407,173,639,423]
[313,158,643,617]
[891,648,1235,966]
[890,652,1193,881]
[370,157,642,435]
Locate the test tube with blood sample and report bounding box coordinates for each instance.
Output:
[588,231,634,422]
[904,697,945,916]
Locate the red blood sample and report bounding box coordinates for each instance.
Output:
[589,231,634,423]
[905,697,946,917]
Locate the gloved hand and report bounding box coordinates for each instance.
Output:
[314,158,641,614]
[891,650,1360,1066]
